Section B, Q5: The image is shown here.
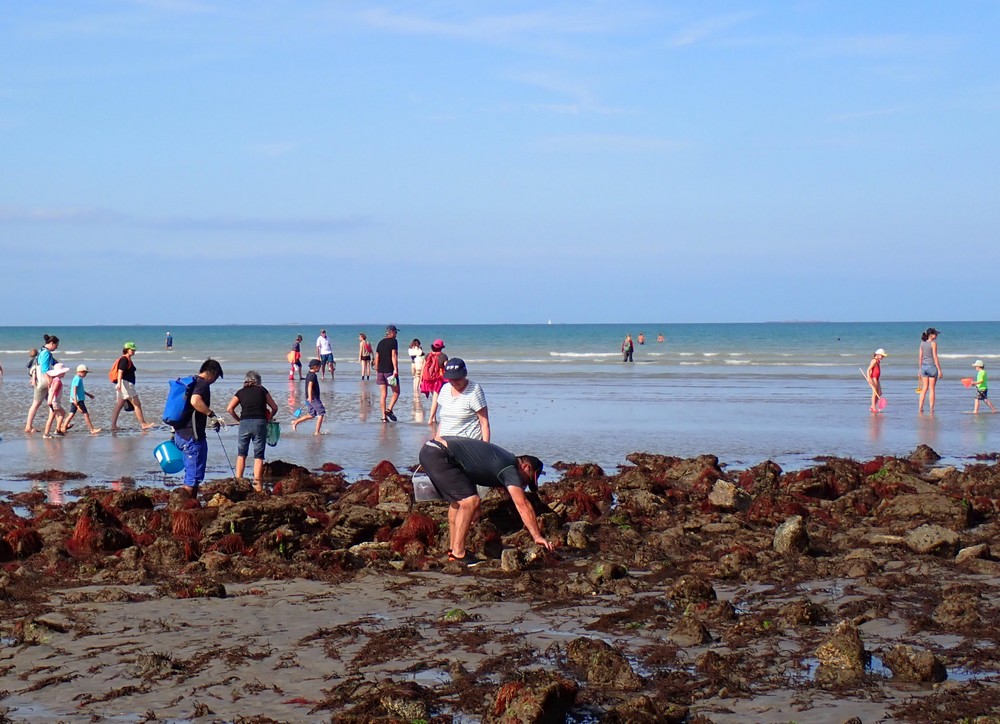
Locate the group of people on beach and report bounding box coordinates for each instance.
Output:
[863,327,997,415]
[284,324,552,565]
[621,331,665,362]
[22,335,157,438]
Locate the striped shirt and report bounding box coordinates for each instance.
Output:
[437,381,488,439]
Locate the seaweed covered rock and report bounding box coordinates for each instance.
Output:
[815,620,868,685]
[882,645,947,682]
[565,637,643,691]
[201,495,312,548]
[485,672,578,723]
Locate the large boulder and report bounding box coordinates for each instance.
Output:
[877,494,971,531]
[905,524,961,557]
[773,515,809,555]
[201,496,310,547]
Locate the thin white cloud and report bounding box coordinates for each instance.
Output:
[504,69,631,116]
[355,6,606,43]
[667,12,759,48]
[120,0,219,13]
[246,141,299,158]
[0,205,369,234]
[828,107,905,122]
[0,205,120,224]
[537,133,686,153]
[810,33,959,57]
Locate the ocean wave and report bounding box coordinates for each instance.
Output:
[549,352,619,358]
[725,360,751,365]
[940,353,1000,359]
[678,352,695,356]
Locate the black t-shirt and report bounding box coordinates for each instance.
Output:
[443,437,523,489]
[116,355,136,384]
[305,371,320,401]
[175,376,212,440]
[234,385,269,419]
[375,337,398,373]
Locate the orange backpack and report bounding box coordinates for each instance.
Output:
[109,355,131,383]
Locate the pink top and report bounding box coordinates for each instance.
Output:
[48,377,64,407]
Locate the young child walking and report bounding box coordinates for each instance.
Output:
[43,363,70,438]
[972,360,998,414]
[291,359,326,434]
[60,364,103,434]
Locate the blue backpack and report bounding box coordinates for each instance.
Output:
[162,375,196,429]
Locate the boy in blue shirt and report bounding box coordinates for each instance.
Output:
[60,365,102,434]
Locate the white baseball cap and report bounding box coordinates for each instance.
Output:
[76,364,90,373]
[973,360,985,368]
[874,348,888,357]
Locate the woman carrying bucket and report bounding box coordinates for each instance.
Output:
[226,371,279,493]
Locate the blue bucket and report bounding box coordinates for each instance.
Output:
[154,440,184,474]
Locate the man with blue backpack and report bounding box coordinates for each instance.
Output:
[170,359,224,497]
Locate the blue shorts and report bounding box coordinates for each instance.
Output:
[921,364,938,378]
[977,389,989,400]
[238,418,267,459]
[307,399,326,416]
[321,353,334,365]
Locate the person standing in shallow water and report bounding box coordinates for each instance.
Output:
[621,334,634,363]
[110,342,156,431]
[375,325,401,422]
[865,349,888,413]
[173,359,225,497]
[25,334,58,433]
[358,333,373,381]
[918,327,942,414]
[227,371,279,492]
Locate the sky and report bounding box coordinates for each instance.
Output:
[1,1,998,325]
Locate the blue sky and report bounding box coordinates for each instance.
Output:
[2,1,998,325]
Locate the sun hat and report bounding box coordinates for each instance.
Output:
[443,357,468,380]
[47,363,70,377]
[432,339,445,350]
[875,348,888,357]
[124,341,137,350]
[973,360,985,368]
[76,364,90,373]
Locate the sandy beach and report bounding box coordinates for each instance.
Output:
[2,448,1000,722]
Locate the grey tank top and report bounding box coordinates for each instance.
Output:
[920,339,935,366]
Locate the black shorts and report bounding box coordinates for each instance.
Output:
[418,441,479,503]
[978,389,989,400]
[71,400,88,414]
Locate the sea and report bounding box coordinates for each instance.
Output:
[1,322,998,497]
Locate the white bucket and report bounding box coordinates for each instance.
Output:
[412,473,444,502]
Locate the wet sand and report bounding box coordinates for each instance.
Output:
[2,449,1000,722]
